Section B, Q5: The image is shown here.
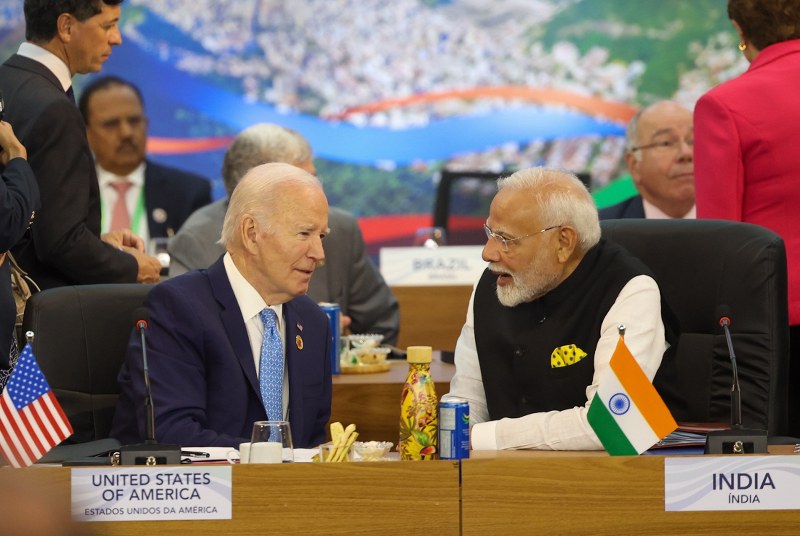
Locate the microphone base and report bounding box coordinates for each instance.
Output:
[116,442,182,466]
[704,427,768,454]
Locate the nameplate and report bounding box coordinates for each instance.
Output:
[665,456,800,511]
[380,246,484,286]
[71,466,232,522]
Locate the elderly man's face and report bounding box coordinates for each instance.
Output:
[251,184,328,304]
[482,188,562,307]
[627,102,694,217]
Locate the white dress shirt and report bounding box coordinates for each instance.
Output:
[17,42,72,91]
[442,274,667,451]
[643,198,696,219]
[223,253,289,417]
[97,163,149,242]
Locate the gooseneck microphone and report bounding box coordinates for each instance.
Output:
[137,318,157,443]
[705,306,768,454]
[718,314,742,427]
[116,311,181,465]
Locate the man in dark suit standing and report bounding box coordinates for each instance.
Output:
[112,163,332,448]
[599,101,695,220]
[0,0,161,290]
[79,76,211,242]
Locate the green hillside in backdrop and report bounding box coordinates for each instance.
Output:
[540,0,732,102]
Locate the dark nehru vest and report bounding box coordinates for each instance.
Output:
[473,239,683,421]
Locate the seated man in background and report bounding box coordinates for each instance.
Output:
[79,76,211,242]
[112,163,332,448]
[599,101,695,220]
[169,123,399,344]
[443,167,681,450]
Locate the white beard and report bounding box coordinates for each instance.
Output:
[492,261,560,307]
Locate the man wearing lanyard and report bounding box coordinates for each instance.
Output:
[79,76,211,247]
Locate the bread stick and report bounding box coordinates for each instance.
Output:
[335,431,359,462]
[330,422,344,444]
[334,424,356,460]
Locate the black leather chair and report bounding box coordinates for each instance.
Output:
[601,219,790,436]
[432,169,592,245]
[21,284,152,444]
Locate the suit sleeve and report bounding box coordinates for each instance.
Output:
[694,92,745,221]
[307,315,333,447]
[27,99,137,282]
[339,217,400,345]
[168,225,219,276]
[0,158,40,250]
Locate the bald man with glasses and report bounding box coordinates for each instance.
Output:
[600,100,695,220]
[442,167,683,451]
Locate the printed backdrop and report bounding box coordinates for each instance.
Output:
[0,0,746,250]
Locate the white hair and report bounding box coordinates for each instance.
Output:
[220,162,322,246]
[497,167,600,251]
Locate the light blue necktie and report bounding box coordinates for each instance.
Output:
[259,308,284,422]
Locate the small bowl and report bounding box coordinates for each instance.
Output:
[352,441,393,461]
[348,333,384,349]
[353,346,391,365]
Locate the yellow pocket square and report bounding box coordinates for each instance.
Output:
[550,344,587,368]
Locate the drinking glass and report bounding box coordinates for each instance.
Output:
[249,421,294,463]
[148,237,171,276]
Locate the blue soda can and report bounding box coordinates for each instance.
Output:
[319,302,341,375]
[439,399,470,460]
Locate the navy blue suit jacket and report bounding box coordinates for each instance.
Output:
[111,257,332,448]
[598,195,645,220]
[0,158,39,366]
[143,160,211,238]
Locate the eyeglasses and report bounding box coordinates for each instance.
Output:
[630,136,694,153]
[483,221,560,252]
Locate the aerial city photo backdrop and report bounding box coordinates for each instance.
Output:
[0,0,746,250]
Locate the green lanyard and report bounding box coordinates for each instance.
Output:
[100,187,146,234]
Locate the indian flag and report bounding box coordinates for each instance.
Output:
[587,333,677,455]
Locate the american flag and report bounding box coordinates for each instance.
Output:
[0,342,72,467]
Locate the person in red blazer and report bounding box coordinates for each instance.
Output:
[694,0,800,434]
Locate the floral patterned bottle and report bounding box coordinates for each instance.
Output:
[399,346,438,460]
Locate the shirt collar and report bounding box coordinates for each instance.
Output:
[642,198,696,219]
[538,240,602,307]
[17,42,72,92]
[223,252,283,329]
[97,162,146,189]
